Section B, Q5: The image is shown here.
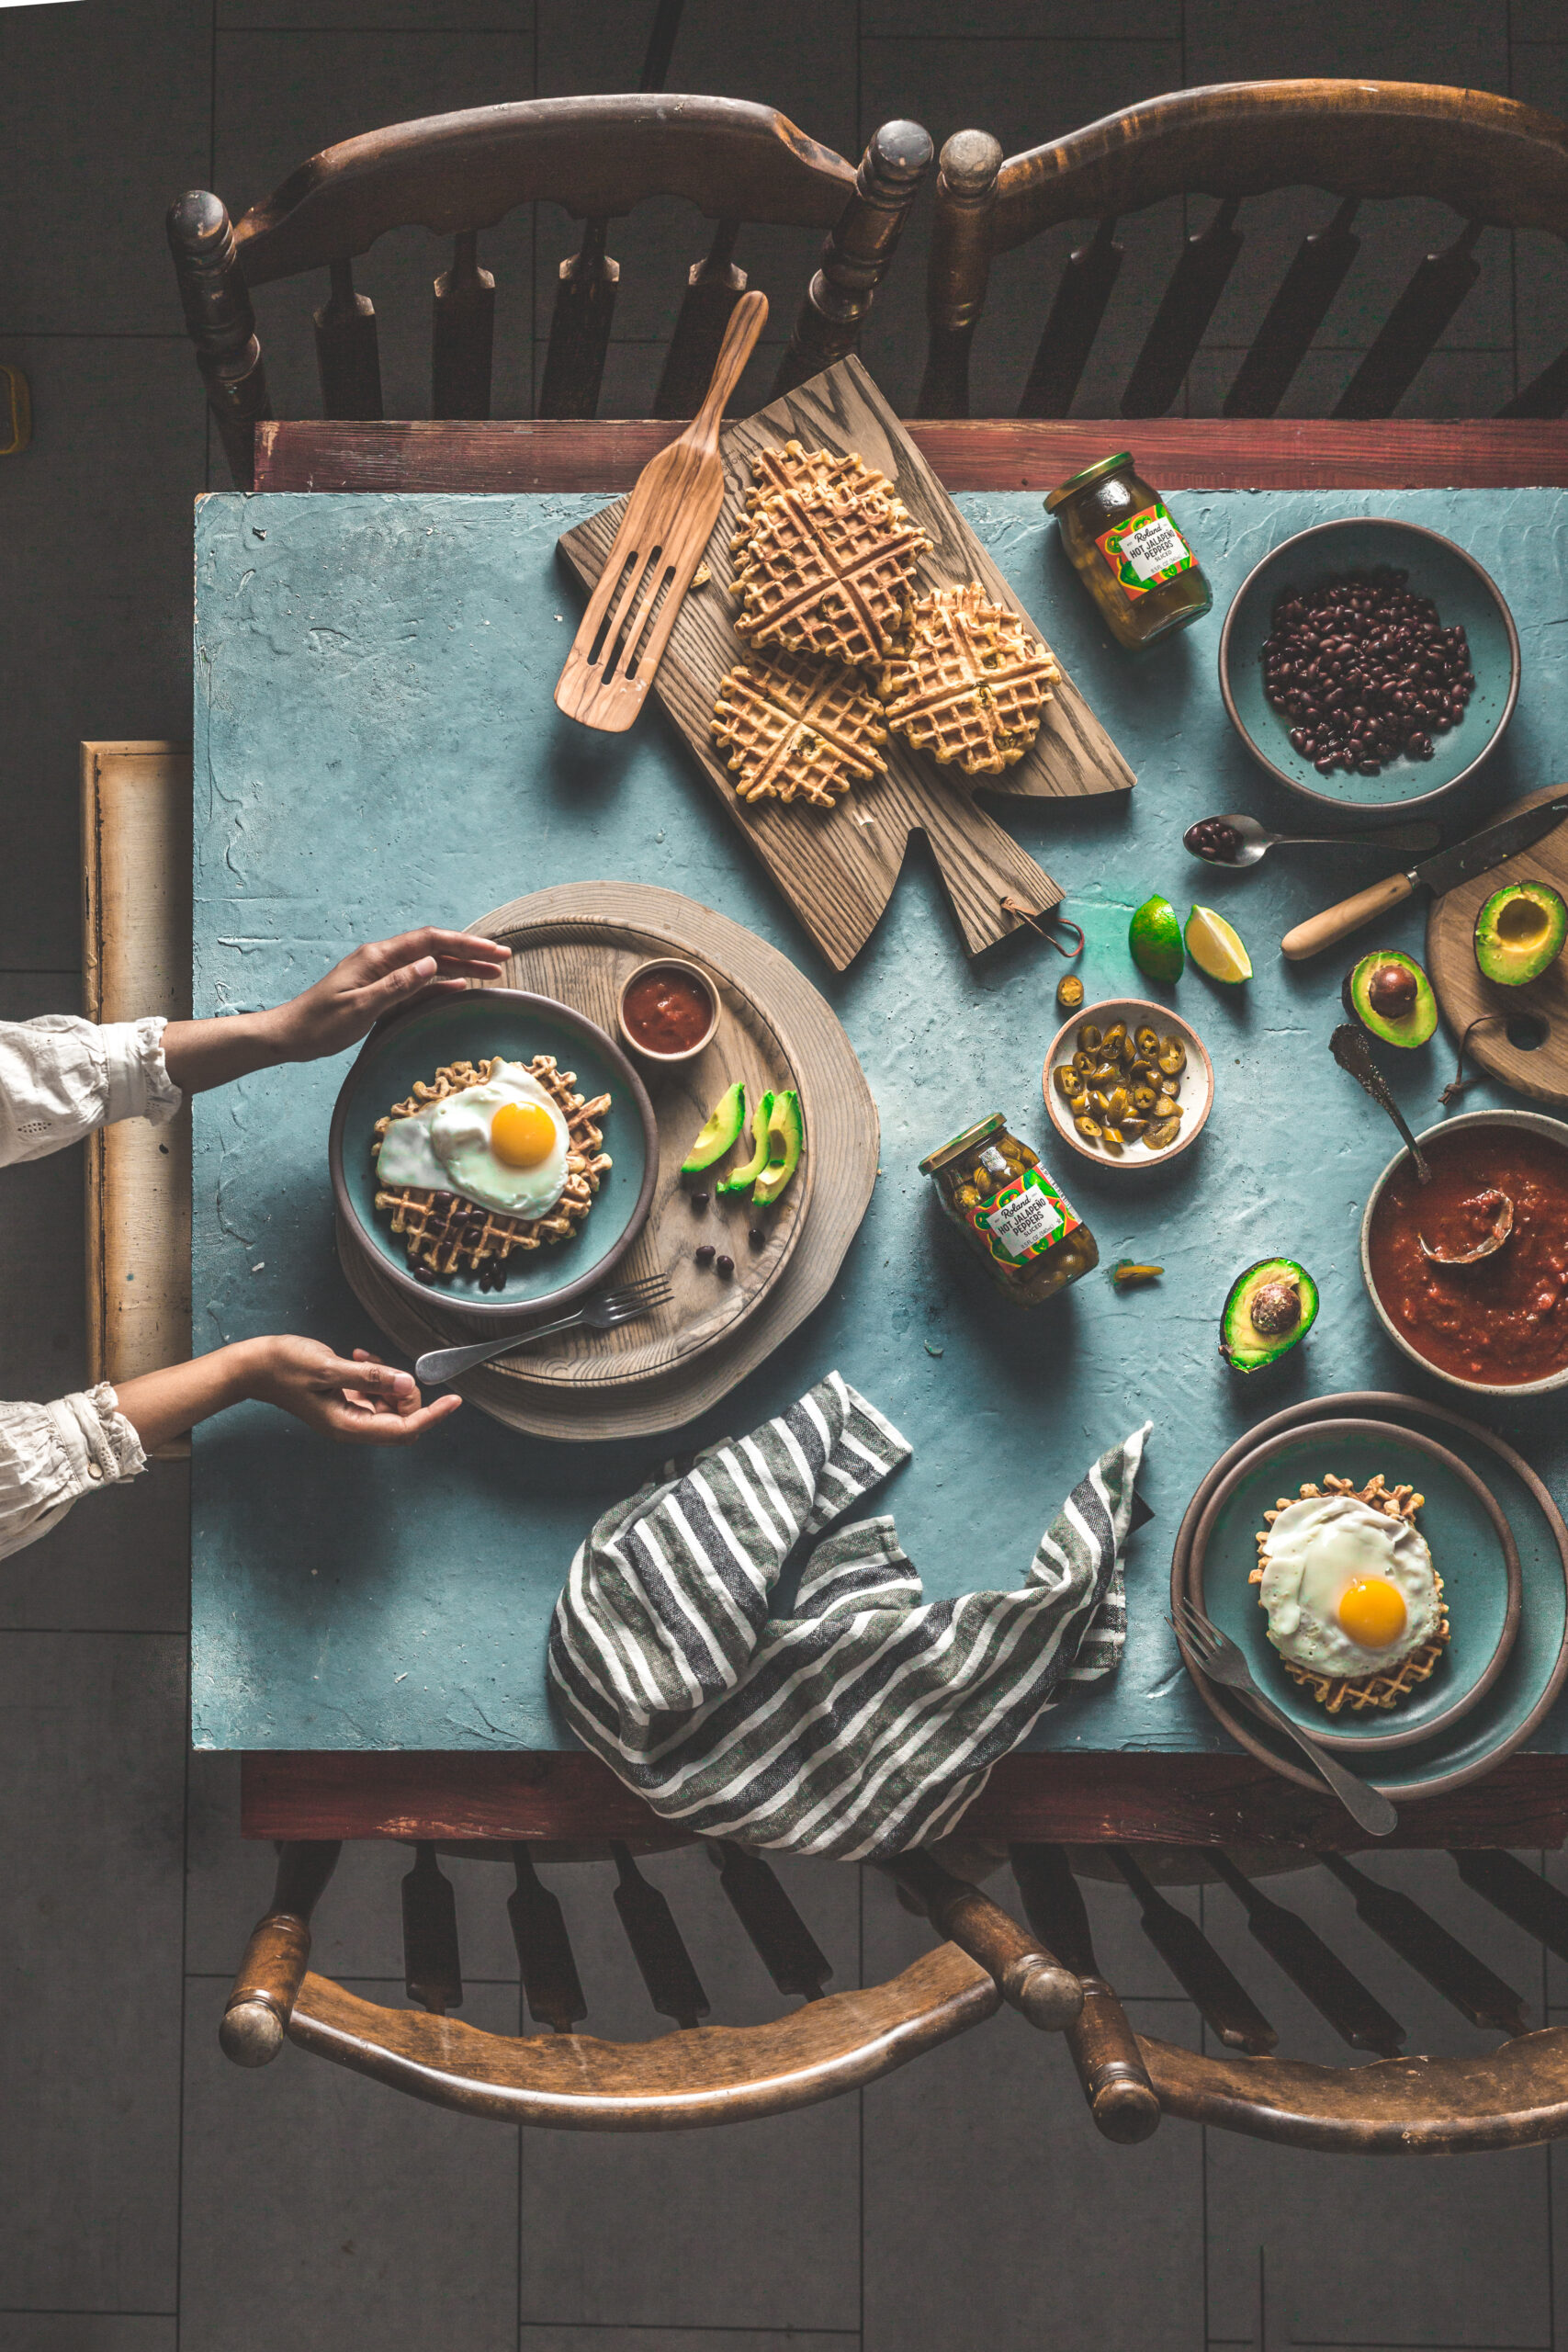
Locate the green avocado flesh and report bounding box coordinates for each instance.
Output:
[1221,1258,1319,1374]
[1341,950,1438,1048]
[752,1091,804,1207]
[1474,880,1568,987]
[681,1080,747,1174]
[717,1091,773,1194]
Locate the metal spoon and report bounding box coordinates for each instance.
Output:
[1329,1023,1431,1184]
[1184,813,1442,870]
[1419,1187,1515,1267]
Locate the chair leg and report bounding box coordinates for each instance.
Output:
[775,120,933,399]
[884,1849,1081,2030]
[166,191,271,491]
[1011,1845,1161,2144]
[220,1840,341,2066]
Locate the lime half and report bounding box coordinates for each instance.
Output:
[1185,904,1252,984]
[1129,894,1184,984]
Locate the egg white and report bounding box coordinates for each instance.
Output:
[1257,1492,1440,1678]
[376,1061,571,1219]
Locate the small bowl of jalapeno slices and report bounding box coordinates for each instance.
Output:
[1043,998,1214,1170]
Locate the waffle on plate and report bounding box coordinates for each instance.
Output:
[876,581,1061,776]
[1250,1472,1450,1715]
[731,473,931,670]
[729,440,897,571]
[712,645,889,808]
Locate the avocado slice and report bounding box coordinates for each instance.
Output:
[681,1080,747,1175]
[1221,1259,1319,1374]
[717,1090,773,1195]
[752,1090,804,1207]
[1474,880,1568,987]
[1341,950,1438,1048]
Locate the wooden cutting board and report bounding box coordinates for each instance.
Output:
[558,356,1134,971]
[1427,781,1568,1106]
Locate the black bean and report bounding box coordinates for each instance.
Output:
[716,1253,735,1278]
[749,1227,767,1249]
[695,1244,715,1267]
[689,1189,709,1211]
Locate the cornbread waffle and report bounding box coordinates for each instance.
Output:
[728,440,896,571]
[876,582,1061,776]
[731,480,931,670]
[1250,1473,1450,1715]
[712,647,888,808]
[372,1055,611,1282]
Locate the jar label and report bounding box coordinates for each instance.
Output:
[1095,501,1195,599]
[967,1168,1078,1266]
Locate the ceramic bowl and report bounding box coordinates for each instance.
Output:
[1043,996,1213,1170]
[1186,1417,1521,1753]
[329,987,659,1326]
[1359,1108,1568,1398]
[615,956,720,1069]
[1219,517,1519,816]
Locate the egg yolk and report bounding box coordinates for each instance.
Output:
[491,1100,558,1169]
[1336,1576,1407,1649]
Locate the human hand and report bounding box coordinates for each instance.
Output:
[237,1336,462,1444]
[267,928,511,1063]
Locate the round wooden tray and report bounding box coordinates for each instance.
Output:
[1427,780,1568,1105]
[337,883,877,1440]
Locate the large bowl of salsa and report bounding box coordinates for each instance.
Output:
[1361,1110,1568,1396]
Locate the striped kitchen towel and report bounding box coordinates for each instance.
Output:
[548,1370,1150,1859]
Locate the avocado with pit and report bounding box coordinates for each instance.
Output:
[1341,950,1438,1048]
[1474,880,1568,988]
[752,1090,804,1207]
[1221,1259,1319,1374]
[717,1090,773,1195]
[682,1080,747,1175]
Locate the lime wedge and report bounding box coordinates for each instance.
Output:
[1185,904,1253,984]
[1128,894,1184,984]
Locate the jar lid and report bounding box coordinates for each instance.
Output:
[1044,452,1134,513]
[919,1113,1004,1175]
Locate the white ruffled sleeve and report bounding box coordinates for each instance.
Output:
[0,1015,183,1167]
[0,1385,147,1561]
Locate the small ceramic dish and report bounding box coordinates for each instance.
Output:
[1360,1108,1568,1399]
[1043,996,1213,1170]
[1186,1417,1522,1754]
[616,957,720,1068]
[1219,517,1519,816]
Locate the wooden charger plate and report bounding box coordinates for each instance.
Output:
[337,882,877,1441]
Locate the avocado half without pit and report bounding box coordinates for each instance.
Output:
[1341,951,1438,1048]
[1221,1259,1319,1374]
[1473,880,1568,988]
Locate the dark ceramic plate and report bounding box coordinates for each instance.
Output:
[329,988,658,1327]
[1219,518,1519,814]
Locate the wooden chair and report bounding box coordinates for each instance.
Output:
[167,95,932,488]
[919,81,1568,423]
[221,1835,1568,2151]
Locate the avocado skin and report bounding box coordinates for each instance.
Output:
[1473,881,1568,987]
[1221,1258,1319,1374]
[681,1080,747,1174]
[1341,951,1438,1048]
[753,1090,805,1206]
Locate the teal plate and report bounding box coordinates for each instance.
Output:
[1189,1419,1520,1754]
[329,989,658,1327]
[1173,1393,1568,1802]
[1219,518,1519,814]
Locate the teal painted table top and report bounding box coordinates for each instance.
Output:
[191,484,1568,1753]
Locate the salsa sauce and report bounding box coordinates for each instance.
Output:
[622,965,714,1057]
[1369,1126,1568,1385]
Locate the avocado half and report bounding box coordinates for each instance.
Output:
[1340,950,1438,1048]
[1221,1259,1318,1374]
[1474,880,1568,988]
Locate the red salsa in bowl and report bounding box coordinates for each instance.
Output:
[618,960,719,1063]
[1365,1117,1568,1389]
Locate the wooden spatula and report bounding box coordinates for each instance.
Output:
[554,289,768,732]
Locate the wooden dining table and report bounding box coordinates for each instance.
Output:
[211,413,1568,1856]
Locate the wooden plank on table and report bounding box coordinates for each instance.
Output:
[241,1749,1568,1850]
[255,416,1568,497]
[82,742,193,1460]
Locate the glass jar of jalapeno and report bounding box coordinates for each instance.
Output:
[1045,452,1212,650]
[919,1114,1099,1306]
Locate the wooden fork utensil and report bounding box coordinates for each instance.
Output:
[554,289,768,731]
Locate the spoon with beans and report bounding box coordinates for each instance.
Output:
[1184,813,1442,870]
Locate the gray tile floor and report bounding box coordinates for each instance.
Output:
[5,0,1568,2342]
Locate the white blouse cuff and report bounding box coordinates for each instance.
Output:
[101,1017,183,1130]
[46,1385,148,1495]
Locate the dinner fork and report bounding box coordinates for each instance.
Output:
[413,1272,673,1385]
[1170,1595,1398,1838]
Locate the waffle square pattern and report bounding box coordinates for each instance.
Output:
[731,477,931,670]
[876,582,1061,776]
[712,647,889,808]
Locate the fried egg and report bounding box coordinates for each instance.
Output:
[375,1061,570,1219]
[1257,1492,1440,1679]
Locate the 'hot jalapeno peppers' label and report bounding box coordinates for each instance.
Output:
[966,1166,1080,1267]
[1095,500,1195,600]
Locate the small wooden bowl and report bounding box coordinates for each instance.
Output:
[1043,997,1213,1170]
[616,957,720,1069]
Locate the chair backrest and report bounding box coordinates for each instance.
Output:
[919,81,1568,424]
[168,95,932,487]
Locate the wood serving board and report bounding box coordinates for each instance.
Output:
[557,356,1135,972]
[1427,781,1568,1106]
[337,883,878,1441]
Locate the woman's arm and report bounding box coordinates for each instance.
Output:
[113,1337,461,1454]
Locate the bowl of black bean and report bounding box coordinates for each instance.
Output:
[1218,518,1519,816]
